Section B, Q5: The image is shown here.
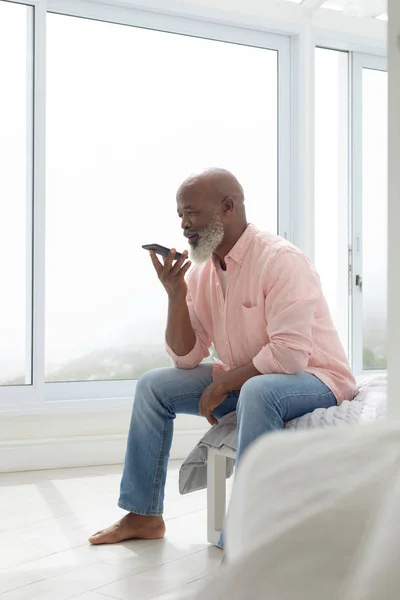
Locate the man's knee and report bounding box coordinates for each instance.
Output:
[136,367,178,397]
[237,376,265,416]
[238,374,285,414]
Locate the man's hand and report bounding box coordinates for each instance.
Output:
[199,363,262,426]
[199,382,228,426]
[149,249,191,301]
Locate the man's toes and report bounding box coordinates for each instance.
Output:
[88,530,112,544]
[89,530,102,539]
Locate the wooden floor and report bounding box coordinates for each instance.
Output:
[0,462,224,599]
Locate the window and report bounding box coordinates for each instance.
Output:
[0,1,33,386]
[315,49,387,374]
[351,54,387,373]
[45,14,280,382]
[314,48,349,353]
[361,67,388,370]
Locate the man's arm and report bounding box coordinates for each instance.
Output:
[166,286,212,368]
[215,362,261,393]
[252,249,318,376]
[148,248,210,367]
[198,362,261,425]
[165,295,196,357]
[150,249,211,369]
[150,248,196,357]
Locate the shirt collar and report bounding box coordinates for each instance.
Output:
[225,223,259,265]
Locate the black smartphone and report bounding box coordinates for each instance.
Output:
[142,244,182,260]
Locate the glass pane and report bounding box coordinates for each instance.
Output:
[0,1,32,386]
[314,48,349,353]
[362,68,388,370]
[46,15,278,382]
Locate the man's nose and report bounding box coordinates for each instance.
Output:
[181,217,191,230]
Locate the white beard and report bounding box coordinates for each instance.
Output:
[190,215,225,264]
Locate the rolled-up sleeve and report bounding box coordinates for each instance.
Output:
[252,250,318,375]
[166,287,211,369]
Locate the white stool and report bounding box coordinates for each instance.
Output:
[207,446,236,545]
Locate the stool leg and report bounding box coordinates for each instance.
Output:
[207,448,227,545]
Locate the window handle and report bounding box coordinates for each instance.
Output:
[355,274,363,292]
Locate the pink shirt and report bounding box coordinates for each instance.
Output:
[166,224,356,404]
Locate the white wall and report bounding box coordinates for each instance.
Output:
[0,411,206,472]
[388,0,400,418]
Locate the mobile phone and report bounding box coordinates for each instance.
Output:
[142,244,182,260]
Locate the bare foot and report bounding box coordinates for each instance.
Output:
[89,513,166,545]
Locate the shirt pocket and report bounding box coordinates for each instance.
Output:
[240,304,268,351]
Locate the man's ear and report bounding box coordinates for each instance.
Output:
[222,196,234,214]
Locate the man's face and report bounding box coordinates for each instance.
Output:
[177,189,225,263]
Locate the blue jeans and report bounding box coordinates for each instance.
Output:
[118,364,336,517]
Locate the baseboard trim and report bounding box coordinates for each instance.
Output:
[0,428,207,473]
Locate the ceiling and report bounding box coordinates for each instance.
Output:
[283,0,387,19]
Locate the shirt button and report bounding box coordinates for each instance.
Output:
[216,282,220,287]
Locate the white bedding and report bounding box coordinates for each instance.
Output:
[286,374,387,429]
[194,419,400,600]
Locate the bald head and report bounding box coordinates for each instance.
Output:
[177,168,245,206]
[176,168,248,263]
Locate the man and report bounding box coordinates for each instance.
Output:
[89,168,356,545]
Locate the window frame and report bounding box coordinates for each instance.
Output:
[313,46,387,376]
[314,45,350,357]
[0,0,292,412]
[0,0,36,396]
[350,52,388,375]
